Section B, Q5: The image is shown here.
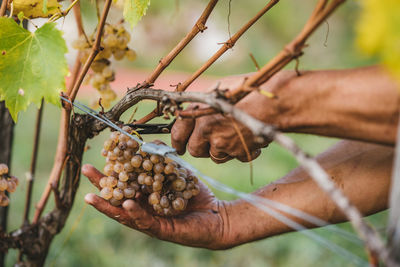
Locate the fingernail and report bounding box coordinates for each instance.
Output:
[84,193,96,204]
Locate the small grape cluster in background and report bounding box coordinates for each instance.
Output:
[100,127,201,216]
[72,23,137,108]
[0,163,19,207]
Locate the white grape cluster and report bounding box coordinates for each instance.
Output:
[72,23,137,108]
[100,127,200,216]
[0,163,19,207]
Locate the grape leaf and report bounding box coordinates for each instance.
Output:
[123,0,150,28]
[356,0,400,86]
[0,17,68,121]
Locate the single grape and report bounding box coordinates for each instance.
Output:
[0,195,9,207]
[107,151,117,161]
[123,187,136,198]
[114,163,124,173]
[99,177,108,188]
[150,154,161,164]
[119,134,129,143]
[118,141,128,151]
[103,140,116,151]
[103,164,114,176]
[91,60,108,72]
[160,196,170,208]
[131,155,143,168]
[164,163,175,174]
[102,66,113,78]
[192,184,200,196]
[153,163,164,173]
[118,171,129,182]
[166,173,177,181]
[125,49,137,61]
[148,192,161,205]
[172,197,185,211]
[100,187,113,200]
[106,176,118,187]
[183,190,193,200]
[154,173,165,182]
[137,173,147,185]
[142,160,153,171]
[117,180,127,189]
[113,49,125,60]
[104,34,118,47]
[172,177,186,192]
[123,149,133,160]
[164,157,174,164]
[152,180,163,192]
[109,197,122,207]
[0,179,7,191]
[113,147,123,157]
[113,188,124,200]
[110,132,119,143]
[127,139,139,151]
[123,162,134,172]
[144,175,153,186]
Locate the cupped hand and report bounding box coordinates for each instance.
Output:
[171,71,295,163]
[82,164,231,249]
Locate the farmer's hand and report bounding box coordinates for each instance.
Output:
[82,164,232,249]
[171,71,294,163]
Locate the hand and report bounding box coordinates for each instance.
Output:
[171,71,295,163]
[82,164,231,249]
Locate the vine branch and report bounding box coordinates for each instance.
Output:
[33,0,112,223]
[176,0,279,92]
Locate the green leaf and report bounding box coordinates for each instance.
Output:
[0,17,68,121]
[123,0,150,28]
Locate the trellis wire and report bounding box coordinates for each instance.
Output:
[61,96,367,265]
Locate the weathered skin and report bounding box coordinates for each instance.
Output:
[83,65,398,249]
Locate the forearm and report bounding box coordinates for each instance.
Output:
[237,66,399,145]
[222,140,393,248]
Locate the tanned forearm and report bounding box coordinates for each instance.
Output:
[221,140,393,248]
[237,66,399,145]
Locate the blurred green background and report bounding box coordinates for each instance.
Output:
[5,0,388,266]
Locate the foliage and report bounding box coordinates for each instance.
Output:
[0,18,68,121]
[123,0,151,28]
[356,0,400,84]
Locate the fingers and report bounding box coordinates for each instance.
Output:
[171,117,195,155]
[209,147,233,164]
[82,164,104,189]
[186,125,210,158]
[84,193,132,225]
[236,149,262,162]
[123,199,159,231]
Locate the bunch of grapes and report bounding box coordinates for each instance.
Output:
[72,23,137,108]
[0,163,19,207]
[99,126,200,216]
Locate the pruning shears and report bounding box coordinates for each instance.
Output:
[126,119,176,134]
